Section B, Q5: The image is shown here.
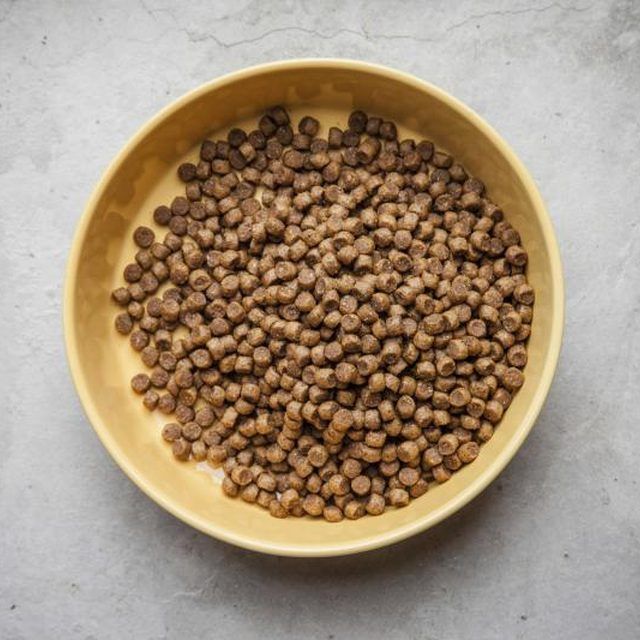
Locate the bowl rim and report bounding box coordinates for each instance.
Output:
[64,58,564,557]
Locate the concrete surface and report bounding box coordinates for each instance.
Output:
[1,0,639,638]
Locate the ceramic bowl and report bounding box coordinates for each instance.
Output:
[64,60,564,556]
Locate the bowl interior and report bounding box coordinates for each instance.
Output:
[66,61,562,556]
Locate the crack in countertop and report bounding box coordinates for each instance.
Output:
[446,2,594,33]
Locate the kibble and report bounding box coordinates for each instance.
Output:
[112,106,533,520]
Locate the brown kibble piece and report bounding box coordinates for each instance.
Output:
[129,330,149,351]
[298,116,320,136]
[115,313,133,335]
[269,500,287,518]
[388,488,410,507]
[131,373,150,394]
[112,287,131,306]
[457,441,480,464]
[432,464,451,484]
[142,389,159,410]
[302,494,325,517]
[484,400,504,424]
[351,475,371,496]
[344,500,366,519]
[397,441,420,463]
[438,434,459,456]
[308,444,329,468]
[161,423,181,442]
[422,447,442,469]
[328,474,350,496]
[323,505,344,522]
[153,205,172,226]
[230,466,253,486]
[503,367,525,390]
[398,467,420,487]
[366,493,386,515]
[177,162,197,182]
[123,263,142,283]
[133,226,155,248]
[222,477,239,497]
[172,438,191,461]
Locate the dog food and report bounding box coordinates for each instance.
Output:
[111,106,533,521]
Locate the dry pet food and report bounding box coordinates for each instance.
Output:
[112,106,534,521]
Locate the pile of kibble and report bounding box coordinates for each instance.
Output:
[112,106,534,521]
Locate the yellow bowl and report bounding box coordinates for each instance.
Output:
[64,60,564,557]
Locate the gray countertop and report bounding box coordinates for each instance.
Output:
[2,1,639,638]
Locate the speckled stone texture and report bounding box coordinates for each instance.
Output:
[1,1,639,638]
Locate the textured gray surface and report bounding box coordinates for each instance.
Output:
[2,0,639,638]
